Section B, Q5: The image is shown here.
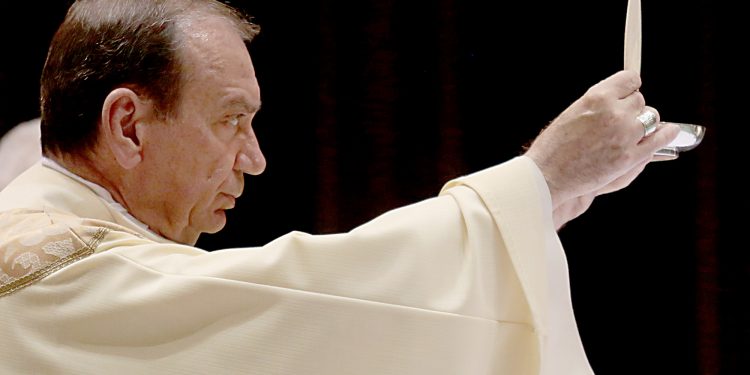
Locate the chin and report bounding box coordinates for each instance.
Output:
[203,210,228,234]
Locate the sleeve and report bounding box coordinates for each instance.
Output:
[443,155,594,374]
[6,156,593,375]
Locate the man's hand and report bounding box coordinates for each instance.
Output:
[525,70,680,226]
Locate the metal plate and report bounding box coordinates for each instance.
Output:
[654,122,705,161]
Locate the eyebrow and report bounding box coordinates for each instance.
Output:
[222,96,262,114]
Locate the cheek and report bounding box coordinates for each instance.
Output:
[203,152,237,183]
[149,125,236,190]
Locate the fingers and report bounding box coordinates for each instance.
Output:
[638,121,681,154]
[622,89,646,114]
[526,70,670,210]
[596,158,649,195]
[634,105,660,137]
[640,106,660,123]
[590,71,649,142]
[589,70,642,99]
[594,107,676,195]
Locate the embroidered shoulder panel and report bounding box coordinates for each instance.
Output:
[0,209,110,297]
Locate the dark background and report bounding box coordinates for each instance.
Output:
[1,1,745,374]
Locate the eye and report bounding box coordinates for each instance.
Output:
[221,114,249,131]
[227,115,241,127]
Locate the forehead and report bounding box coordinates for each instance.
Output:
[177,16,260,112]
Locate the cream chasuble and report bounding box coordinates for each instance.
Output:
[0,157,593,374]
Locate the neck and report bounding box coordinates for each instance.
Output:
[46,150,201,246]
[46,150,131,216]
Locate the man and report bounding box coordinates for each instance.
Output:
[0,0,679,374]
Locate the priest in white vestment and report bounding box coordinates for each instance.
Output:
[0,0,679,374]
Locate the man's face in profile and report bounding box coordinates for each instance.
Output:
[130,18,265,244]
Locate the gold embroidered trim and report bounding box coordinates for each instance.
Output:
[0,227,109,298]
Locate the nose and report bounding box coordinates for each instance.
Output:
[234,128,266,175]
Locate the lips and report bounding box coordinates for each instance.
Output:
[218,193,237,210]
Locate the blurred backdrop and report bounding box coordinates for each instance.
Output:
[1,1,745,374]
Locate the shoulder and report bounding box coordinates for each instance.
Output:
[0,207,150,297]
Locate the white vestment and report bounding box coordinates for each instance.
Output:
[0,156,594,374]
[0,118,42,190]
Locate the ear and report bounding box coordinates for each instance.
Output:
[101,88,149,169]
